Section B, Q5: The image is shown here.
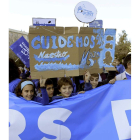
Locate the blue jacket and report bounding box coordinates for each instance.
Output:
[116,64,125,74]
[84,81,106,91]
[52,92,78,101]
[9,78,21,93]
[84,82,93,91]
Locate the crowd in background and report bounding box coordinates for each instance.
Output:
[9,53,131,105]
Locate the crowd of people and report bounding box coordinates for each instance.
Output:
[9,53,131,105]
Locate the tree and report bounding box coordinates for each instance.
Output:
[115,30,131,61]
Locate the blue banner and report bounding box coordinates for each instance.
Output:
[9,80,131,140]
[10,36,30,68]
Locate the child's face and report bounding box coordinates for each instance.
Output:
[59,84,73,98]
[21,85,34,100]
[46,84,54,97]
[90,76,99,89]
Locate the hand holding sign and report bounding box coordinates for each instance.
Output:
[84,70,91,83]
[40,76,46,87]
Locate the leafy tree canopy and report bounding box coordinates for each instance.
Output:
[115,30,131,62]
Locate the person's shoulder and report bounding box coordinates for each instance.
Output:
[9,78,21,84]
[116,71,126,80]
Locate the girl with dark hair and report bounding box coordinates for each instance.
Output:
[15,79,49,105]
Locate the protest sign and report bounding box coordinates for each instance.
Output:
[74,1,97,23]
[29,26,116,79]
[32,18,56,26]
[10,36,30,68]
[9,80,131,140]
[89,20,103,28]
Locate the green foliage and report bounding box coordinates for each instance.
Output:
[115,30,131,61]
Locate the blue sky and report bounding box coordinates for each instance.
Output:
[9,0,131,41]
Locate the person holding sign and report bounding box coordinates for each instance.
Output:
[84,71,99,91]
[39,78,57,102]
[15,79,49,105]
[84,70,116,91]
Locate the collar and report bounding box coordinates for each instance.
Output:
[125,71,131,76]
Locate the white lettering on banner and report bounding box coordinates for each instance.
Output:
[19,44,29,59]
[9,109,26,140]
[111,99,131,140]
[22,42,29,51]
[38,108,72,140]
[38,50,68,59]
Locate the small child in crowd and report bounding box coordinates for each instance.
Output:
[84,70,115,91]
[52,77,85,101]
[15,79,49,105]
[38,77,59,102]
[84,71,99,91]
[44,78,55,102]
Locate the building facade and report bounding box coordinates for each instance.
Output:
[9,29,28,66]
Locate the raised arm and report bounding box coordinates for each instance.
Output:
[84,70,93,91]
[34,76,49,105]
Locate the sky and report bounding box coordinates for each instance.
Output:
[9,0,131,41]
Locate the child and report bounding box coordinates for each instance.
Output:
[15,79,49,105]
[38,77,58,102]
[84,71,99,91]
[44,78,55,102]
[84,70,115,91]
[52,77,85,101]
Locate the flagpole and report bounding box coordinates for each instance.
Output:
[15,58,19,62]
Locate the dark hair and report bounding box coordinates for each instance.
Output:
[45,78,53,87]
[57,77,73,90]
[90,73,99,80]
[9,58,20,83]
[122,57,125,60]
[25,71,30,77]
[123,54,131,69]
[15,79,36,97]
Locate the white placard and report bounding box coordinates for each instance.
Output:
[74,1,97,23]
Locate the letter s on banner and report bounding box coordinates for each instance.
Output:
[111,99,131,140]
[38,108,72,140]
[9,109,26,140]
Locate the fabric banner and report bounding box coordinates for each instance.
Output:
[10,36,30,68]
[9,80,131,140]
